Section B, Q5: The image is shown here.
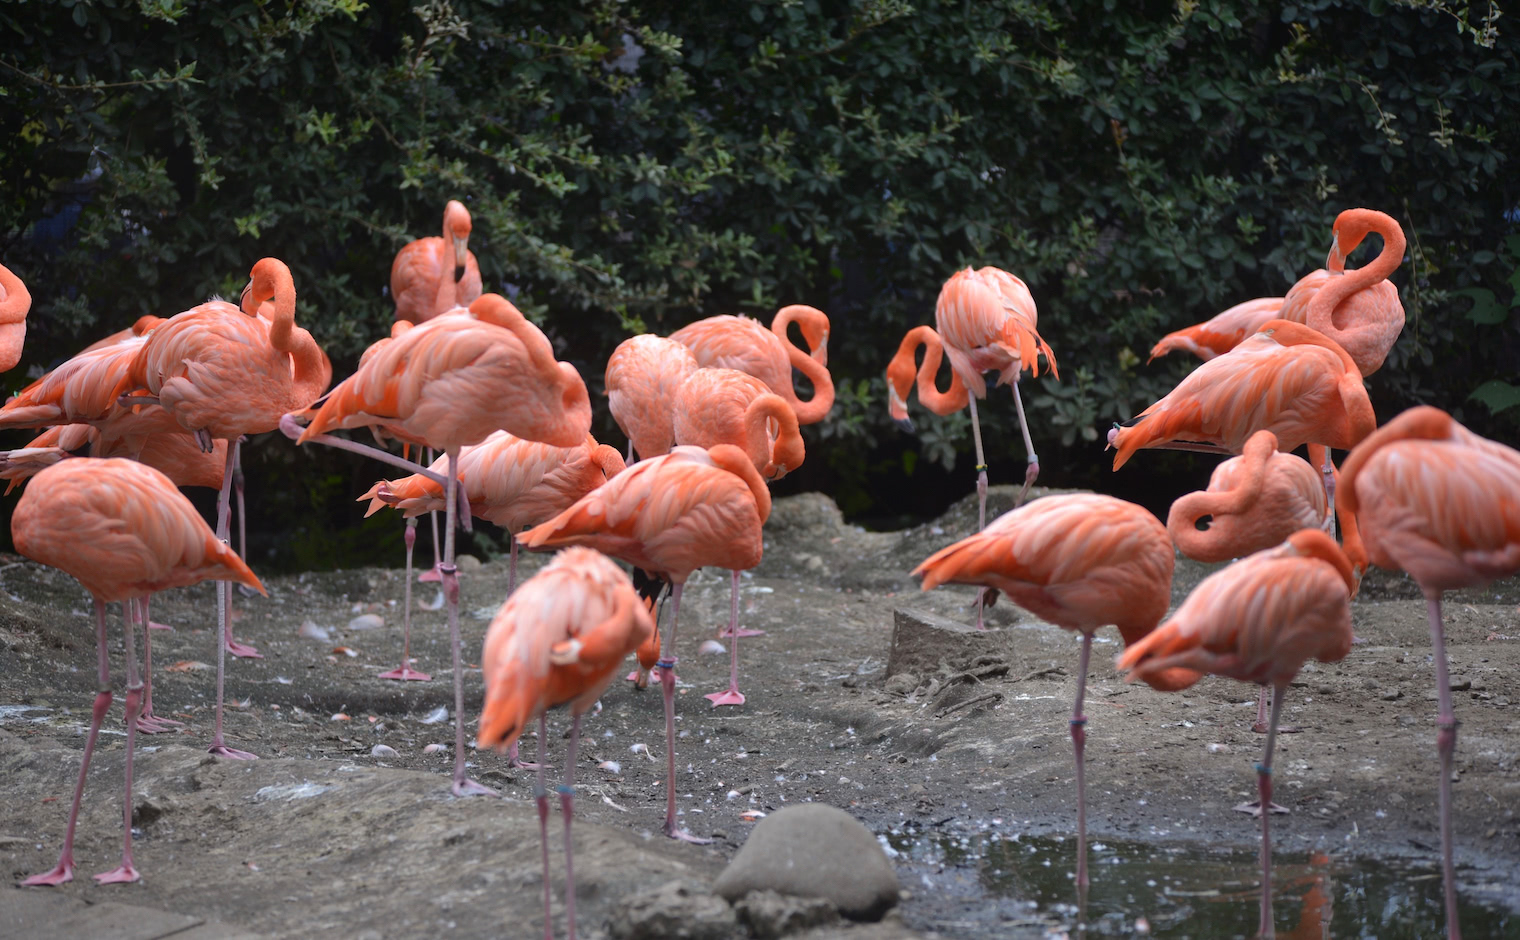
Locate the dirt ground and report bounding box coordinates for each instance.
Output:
[0,485,1517,938]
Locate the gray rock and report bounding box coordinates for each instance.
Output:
[886,607,1013,678]
[713,804,898,921]
[735,889,838,938]
[882,672,918,696]
[609,879,737,940]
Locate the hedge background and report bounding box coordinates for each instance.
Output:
[2,0,1516,569]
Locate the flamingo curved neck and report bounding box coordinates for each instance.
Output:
[782,336,834,423]
[772,305,827,361]
[914,330,969,415]
[0,265,30,325]
[1309,218,1405,333]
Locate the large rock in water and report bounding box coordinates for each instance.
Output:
[712,804,899,921]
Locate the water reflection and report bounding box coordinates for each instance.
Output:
[887,830,1513,938]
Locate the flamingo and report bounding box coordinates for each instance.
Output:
[884,324,970,431]
[604,334,698,461]
[294,292,591,796]
[13,458,264,887]
[1339,406,1520,940]
[673,367,804,481]
[1146,265,1338,364]
[477,547,655,940]
[913,494,1188,889]
[521,443,770,836]
[669,308,834,425]
[1117,529,1355,939]
[1302,207,1406,377]
[0,261,31,371]
[391,199,483,325]
[115,257,330,758]
[1109,319,1376,524]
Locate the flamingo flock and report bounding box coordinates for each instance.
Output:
[0,202,1508,940]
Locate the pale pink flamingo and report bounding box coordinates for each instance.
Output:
[293,292,591,796]
[604,334,698,461]
[477,547,655,940]
[391,199,483,325]
[669,308,834,425]
[13,458,263,887]
[521,443,770,836]
[913,494,1188,889]
[1118,529,1355,938]
[116,257,330,758]
[0,261,31,371]
[1339,406,1520,940]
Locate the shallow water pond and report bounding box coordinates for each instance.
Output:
[889,830,1517,938]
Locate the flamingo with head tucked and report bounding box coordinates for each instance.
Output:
[673,367,804,482]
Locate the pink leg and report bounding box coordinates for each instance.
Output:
[535,713,554,940]
[1256,683,1287,937]
[380,520,431,681]
[706,570,746,707]
[233,441,259,599]
[1251,685,1301,736]
[442,449,494,798]
[562,712,582,940]
[1071,632,1091,890]
[23,599,113,887]
[208,580,256,760]
[221,440,260,659]
[96,604,143,885]
[134,598,180,732]
[1427,594,1464,940]
[1010,377,1039,509]
[419,448,446,583]
[509,534,519,595]
[967,397,989,632]
[660,584,708,843]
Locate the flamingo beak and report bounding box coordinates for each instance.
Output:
[894,416,915,434]
[452,235,468,282]
[240,279,255,314]
[1326,233,1345,274]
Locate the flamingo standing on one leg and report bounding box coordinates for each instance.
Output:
[913,494,1189,890]
[0,261,31,371]
[13,458,264,887]
[295,292,591,796]
[117,257,330,758]
[391,199,483,325]
[1117,529,1355,938]
[670,308,834,425]
[1339,406,1520,940]
[605,334,698,462]
[477,547,654,940]
[522,444,770,836]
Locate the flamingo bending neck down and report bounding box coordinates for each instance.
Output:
[669,311,834,424]
[673,367,804,482]
[1305,207,1406,377]
[885,325,971,432]
[0,262,31,372]
[391,199,483,325]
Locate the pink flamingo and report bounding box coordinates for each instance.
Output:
[1339,406,1520,940]
[522,444,770,835]
[391,199,483,325]
[1118,529,1355,937]
[604,334,698,461]
[294,292,591,796]
[14,458,263,887]
[477,547,655,940]
[670,308,834,425]
[0,261,31,371]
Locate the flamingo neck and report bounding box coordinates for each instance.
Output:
[1309,216,1405,333]
[772,305,827,363]
[0,265,29,325]
[781,333,834,423]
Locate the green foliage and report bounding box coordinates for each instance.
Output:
[2,0,1518,566]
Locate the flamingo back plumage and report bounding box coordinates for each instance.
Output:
[605,334,698,460]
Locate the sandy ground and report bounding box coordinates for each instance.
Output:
[0,486,1517,938]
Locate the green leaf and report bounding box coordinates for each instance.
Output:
[1455,288,1510,325]
[1469,380,1520,415]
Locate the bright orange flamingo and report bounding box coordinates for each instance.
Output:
[1118,529,1355,939]
[293,292,591,796]
[674,367,804,481]
[522,443,770,837]
[0,261,31,371]
[13,458,264,887]
[670,308,834,425]
[885,324,970,430]
[477,547,654,940]
[1109,319,1376,525]
[604,334,698,461]
[913,494,1186,890]
[1299,208,1405,377]
[1340,406,1520,940]
[359,430,624,683]
[933,266,1058,519]
[391,199,483,325]
[116,257,329,757]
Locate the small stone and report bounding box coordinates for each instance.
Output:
[713,804,899,921]
[348,614,385,631]
[454,554,483,573]
[883,673,917,696]
[1449,677,1472,691]
[609,880,736,940]
[735,889,839,939]
[370,744,399,758]
[298,620,331,642]
[1381,689,1402,701]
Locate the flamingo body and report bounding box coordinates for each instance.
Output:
[934,266,1057,397]
[391,200,483,325]
[0,262,31,371]
[604,334,698,460]
[673,367,803,479]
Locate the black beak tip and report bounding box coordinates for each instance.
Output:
[894,417,916,434]
[453,264,466,283]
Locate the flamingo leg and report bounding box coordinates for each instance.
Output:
[134,598,179,732]
[210,442,256,760]
[233,439,258,599]
[279,417,470,521]
[1427,594,1464,940]
[966,396,988,632]
[444,448,495,798]
[561,711,582,940]
[1257,682,1288,938]
[421,447,445,583]
[380,520,430,681]
[1009,376,1039,507]
[1321,450,1338,541]
[660,583,709,843]
[22,599,112,887]
[535,714,553,940]
[509,534,519,595]
[221,440,260,659]
[1071,631,1091,890]
[95,602,143,884]
[1252,685,1301,737]
[705,570,746,707]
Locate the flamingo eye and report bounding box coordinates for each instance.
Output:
[1194,514,1212,532]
